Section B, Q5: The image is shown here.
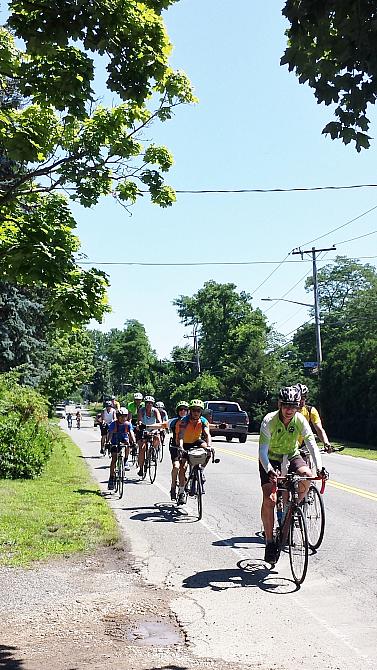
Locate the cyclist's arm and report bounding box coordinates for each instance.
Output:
[202,422,212,447]
[311,408,331,447]
[129,426,136,444]
[258,417,274,473]
[299,415,323,471]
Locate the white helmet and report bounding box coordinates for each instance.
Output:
[118,407,129,416]
[156,401,165,409]
[134,392,143,400]
[144,395,155,403]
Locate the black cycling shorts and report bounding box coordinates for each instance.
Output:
[110,442,130,455]
[259,455,307,486]
[100,424,109,436]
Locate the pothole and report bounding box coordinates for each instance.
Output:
[104,614,182,647]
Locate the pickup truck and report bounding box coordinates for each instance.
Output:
[203,401,249,443]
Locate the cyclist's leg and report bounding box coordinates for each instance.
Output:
[124,443,130,469]
[170,445,180,499]
[289,456,312,503]
[108,445,117,488]
[138,439,146,475]
[259,460,280,543]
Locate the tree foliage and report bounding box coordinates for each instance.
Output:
[282,0,377,150]
[0,1,195,325]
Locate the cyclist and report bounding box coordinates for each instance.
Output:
[127,392,144,426]
[76,409,82,429]
[111,395,120,411]
[168,401,189,501]
[107,408,135,490]
[177,399,212,506]
[137,396,162,477]
[66,412,72,429]
[295,383,332,451]
[156,401,168,446]
[100,401,117,454]
[259,385,324,564]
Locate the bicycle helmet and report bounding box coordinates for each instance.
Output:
[105,400,112,406]
[189,399,204,410]
[134,392,143,400]
[144,395,155,403]
[176,400,189,411]
[296,383,309,398]
[278,386,301,407]
[156,401,165,409]
[117,407,129,416]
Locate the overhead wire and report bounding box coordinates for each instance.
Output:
[169,183,377,194]
[295,204,377,249]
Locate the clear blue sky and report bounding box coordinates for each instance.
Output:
[69,0,377,357]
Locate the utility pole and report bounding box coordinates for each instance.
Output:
[184,323,201,375]
[292,245,336,375]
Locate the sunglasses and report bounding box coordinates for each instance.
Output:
[281,403,299,409]
[191,408,201,413]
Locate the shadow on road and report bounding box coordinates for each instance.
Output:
[182,560,298,594]
[125,502,196,524]
[0,645,25,669]
[73,488,102,496]
[212,534,264,548]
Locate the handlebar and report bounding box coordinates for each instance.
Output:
[319,445,344,453]
[271,473,327,495]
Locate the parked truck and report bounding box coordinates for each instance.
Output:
[203,400,249,443]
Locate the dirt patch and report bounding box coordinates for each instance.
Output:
[0,543,256,670]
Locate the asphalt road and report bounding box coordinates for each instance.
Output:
[66,416,377,670]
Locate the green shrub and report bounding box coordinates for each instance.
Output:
[0,374,54,479]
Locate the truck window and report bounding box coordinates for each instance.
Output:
[207,402,240,412]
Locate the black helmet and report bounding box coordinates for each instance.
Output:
[296,383,308,398]
[278,386,301,407]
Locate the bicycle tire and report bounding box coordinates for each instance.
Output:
[117,454,124,499]
[304,485,325,550]
[131,445,138,466]
[289,506,309,585]
[159,437,164,463]
[148,448,158,484]
[142,447,148,480]
[195,468,203,521]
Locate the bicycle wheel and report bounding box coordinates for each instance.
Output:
[304,485,325,550]
[195,468,203,521]
[289,506,309,585]
[159,435,164,462]
[148,447,158,484]
[131,444,138,466]
[117,455,124,499]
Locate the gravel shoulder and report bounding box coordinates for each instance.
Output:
[1,541,256,670]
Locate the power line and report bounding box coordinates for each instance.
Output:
[167,184,377,194]
[250,253,291,296]
[335,228,377,246]
[297,204,377,248]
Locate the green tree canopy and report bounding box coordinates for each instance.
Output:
[282,0,377,150]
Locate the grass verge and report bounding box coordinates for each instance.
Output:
[332,440,377,461]
[0,431,119,567]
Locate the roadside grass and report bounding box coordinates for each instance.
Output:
[0,431,119,567]
[332,440,377,461]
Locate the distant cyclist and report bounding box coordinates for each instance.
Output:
[259,385,324,565]
[137,396,162,477]
[76,409,81,429]
[156,401,168,445]
[128,392,144,426]
[107,408,135,490]
[100,401,117,454]
[177,399,212,506]
[110,395,120,411]
[169,401,189,501]
[66,412,72,430]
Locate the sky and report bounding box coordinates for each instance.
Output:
[68,1,377,357]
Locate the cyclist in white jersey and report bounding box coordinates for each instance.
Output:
[100,401,117,454]
[137,396,162,476]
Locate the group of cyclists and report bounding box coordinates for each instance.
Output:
[94,382,331,563]
[95,394,212,500]
[66,407,82,430]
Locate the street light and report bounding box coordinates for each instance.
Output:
[261,297,322,373]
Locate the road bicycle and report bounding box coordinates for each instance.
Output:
[270,472,327,586]
[113,442,128,499]
[300,445,343,550]
[140,430,159,484]
[179,447,220,521]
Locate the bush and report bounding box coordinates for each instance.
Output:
[0,374,54,479]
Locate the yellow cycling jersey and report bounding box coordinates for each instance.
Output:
[300,405,320,425]
[298,404,321,445]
